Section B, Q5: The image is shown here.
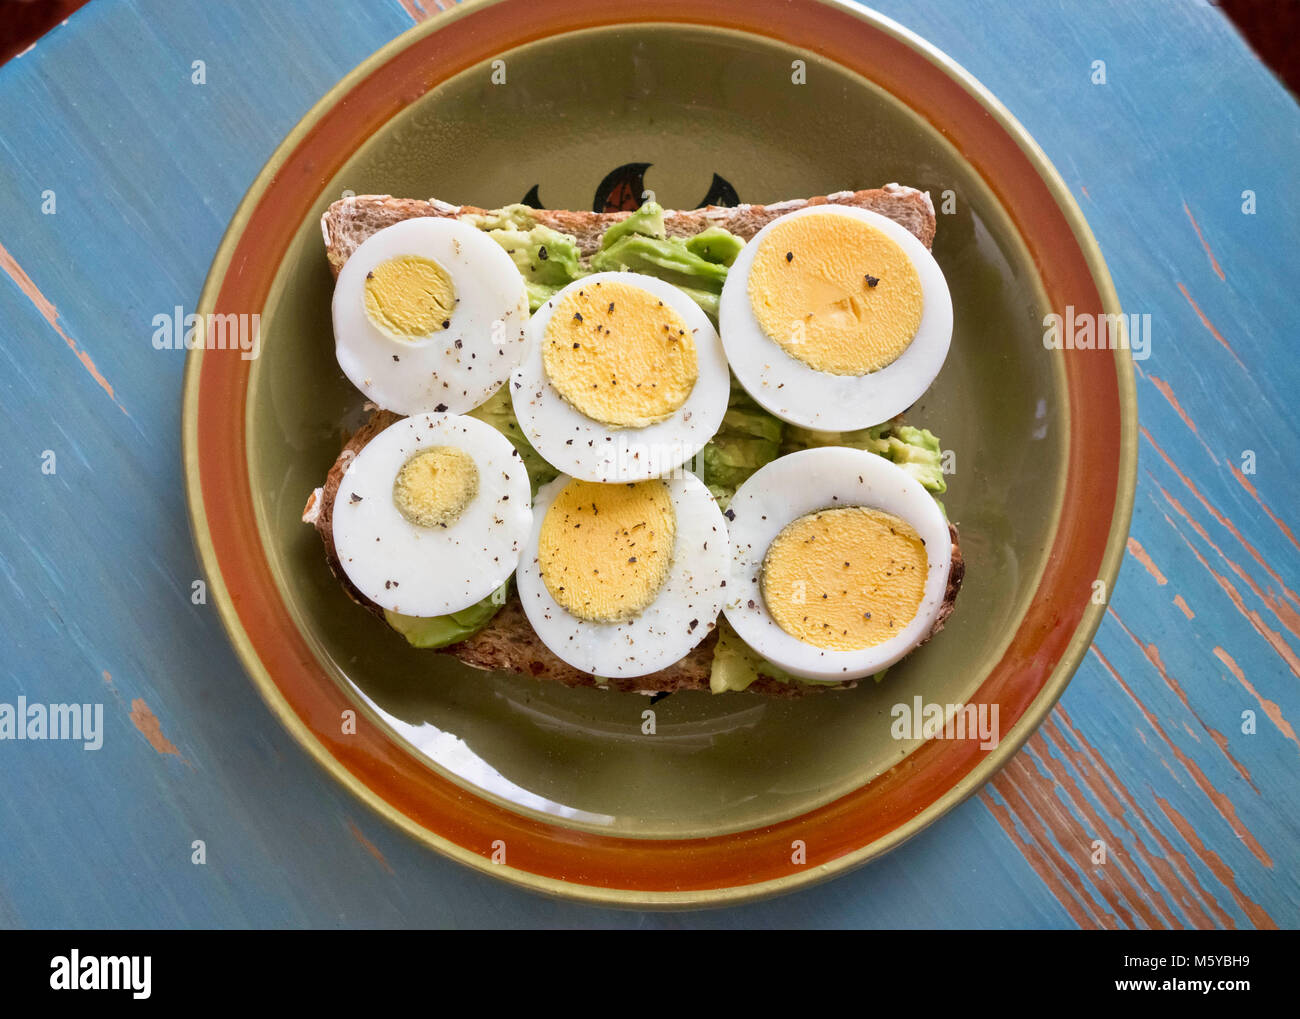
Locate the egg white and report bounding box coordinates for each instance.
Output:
[331,413,533,616]
[510,272,731,483]
[723,447,952,682]
[718,205,953,431]
[333,217,529,415]
[516,470,730,679]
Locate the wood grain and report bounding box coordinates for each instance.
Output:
[0,0,1295,927]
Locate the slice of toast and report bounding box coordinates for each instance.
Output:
[307,187,962,695]
[321,185,937,279]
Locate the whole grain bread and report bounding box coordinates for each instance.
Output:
[306,186,962,695]
[321,184,937,278]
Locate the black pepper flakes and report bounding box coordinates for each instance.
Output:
[538,245,549,261]
[350,492,362,503]
[434,403,448,412]
[785,251,794,262]
[864,274,879,287]
[573,312,583,322]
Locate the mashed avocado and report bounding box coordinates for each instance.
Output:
[697,384,785,507]
[591,203,740,318]
[884,425,947,495]
[710,617,799,693]
[784,421,947,498]
[384,581,509,649]
[710,619,892,693]
[461,205,585,311]
[462,201,744,317]
[709,617,890,693]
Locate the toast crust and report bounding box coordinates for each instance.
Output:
[321,185,936,278]
[307,186,960,695]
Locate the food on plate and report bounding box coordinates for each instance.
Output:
[328,412,532,617]
[718,204,952,431]
[511,272,730,482]
[515,472,730,678]
[723,446,953,682]
[332,217,529,415]
[304,186,963,695]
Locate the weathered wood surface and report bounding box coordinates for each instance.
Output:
[0,0,1294,927]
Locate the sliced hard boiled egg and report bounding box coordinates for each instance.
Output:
[516,470,730,678]
[718,205,952,430]
[511,272,730,482]
[331,413,532,616]
[723,446,952,681]
[332,217,530,414]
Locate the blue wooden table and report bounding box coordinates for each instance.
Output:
[1,0,1296,928]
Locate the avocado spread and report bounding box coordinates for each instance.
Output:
[394,200,945,693]
[784,421,947,503]
[710,617,889,693]
[384,581,509,649]
[461,206,585,312]
[461,201,743,317]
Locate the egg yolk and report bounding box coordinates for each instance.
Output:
[761,506,927,651]
[542,280,698,428]
[538,478,676,623]
[392,446,479,528]
[748,215,923,375]
[364,255,457,341]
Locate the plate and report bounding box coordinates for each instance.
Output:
[183,0,1136,906]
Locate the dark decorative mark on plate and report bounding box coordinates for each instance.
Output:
[521,163,740,213]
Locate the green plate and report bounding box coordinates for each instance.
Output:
[246,23,1063,839]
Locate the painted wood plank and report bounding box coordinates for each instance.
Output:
[0,0,1295,927]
